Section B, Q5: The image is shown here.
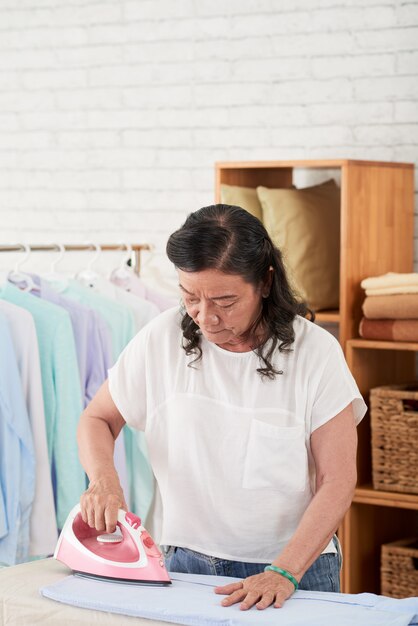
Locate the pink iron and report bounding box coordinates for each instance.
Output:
[54,504,171,586]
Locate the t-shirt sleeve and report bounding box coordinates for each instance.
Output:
[108,328,148,431]
[310,336,367,432]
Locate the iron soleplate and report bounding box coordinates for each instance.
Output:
[74,571,172,586]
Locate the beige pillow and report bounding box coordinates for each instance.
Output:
[220,184,263,221]
[257,180,340,311]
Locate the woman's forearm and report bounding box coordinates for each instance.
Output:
[77,382,129,529]
[272,477,355,580]
[77,381,126,486]
[77,412,120,484]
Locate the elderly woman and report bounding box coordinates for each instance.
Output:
[78,204,366,611]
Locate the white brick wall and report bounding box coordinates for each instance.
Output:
[0,0,417,279]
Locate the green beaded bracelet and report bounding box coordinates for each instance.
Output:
[264,565,299,590]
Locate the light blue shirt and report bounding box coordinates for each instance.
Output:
[41,572,418,626]
[0,313,35,565]
[0,283,85,530]
[0,488,6,542]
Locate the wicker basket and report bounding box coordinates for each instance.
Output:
[381,538,418,598]
[370,383,418,494]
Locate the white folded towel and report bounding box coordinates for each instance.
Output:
[361,272,418,291]
[365,286,418,296]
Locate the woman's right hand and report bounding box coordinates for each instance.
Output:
[80,474,128,533]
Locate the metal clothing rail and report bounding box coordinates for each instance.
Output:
[0,243,151,275]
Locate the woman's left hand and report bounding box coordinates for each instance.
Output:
[214,570,296,610]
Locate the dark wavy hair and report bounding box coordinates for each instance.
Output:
[166,204,314,379]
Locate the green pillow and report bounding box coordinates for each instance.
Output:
[257,180,340,311]
[220,184,263,221]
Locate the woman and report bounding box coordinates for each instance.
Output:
[78,204,366,611]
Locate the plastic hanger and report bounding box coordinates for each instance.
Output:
[110,241,134,282]
[41,243,69,292]
[7,244,40,292]
[76,242,102,288]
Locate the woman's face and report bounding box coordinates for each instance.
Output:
[178,268,266,351]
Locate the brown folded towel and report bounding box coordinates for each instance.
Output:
[359,318,418,342]
[362,294,418,320]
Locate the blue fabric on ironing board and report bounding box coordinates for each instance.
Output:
[40,572,418,626]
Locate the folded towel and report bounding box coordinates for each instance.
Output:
[359,318,418,342]
[40,572,418,626]
[362,294,418,320]
[365,286,418,296]
[361,273,418,290]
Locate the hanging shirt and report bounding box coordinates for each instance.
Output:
[110,269,177,312]
[31,276,111,407]
[85,275,159,333]
[60,279,135,509]
[0,491,6,543]
[0,282,85,531]
[0,313,35,565]
[61,280,135,361]
[108,308,367,562]
[0,300,57,557]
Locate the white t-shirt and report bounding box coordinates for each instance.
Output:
[108,307,366,563]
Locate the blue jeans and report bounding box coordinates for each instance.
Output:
[163,536,342,592]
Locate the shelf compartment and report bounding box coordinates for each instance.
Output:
[340,502,418,594]
[346,344,415,488]
[216,159,414,349]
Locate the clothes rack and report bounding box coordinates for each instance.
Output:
[0,243,150,275]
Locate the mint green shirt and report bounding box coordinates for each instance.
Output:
[0,283,85,529]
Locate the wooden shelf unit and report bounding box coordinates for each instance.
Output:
[215,159,416,595]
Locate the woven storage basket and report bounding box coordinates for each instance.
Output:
[381,538,418,598]
[370,383,418,494]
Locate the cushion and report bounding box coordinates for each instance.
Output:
[220,184,263,221]
[257,179,340,311]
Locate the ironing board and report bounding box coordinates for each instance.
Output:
[1,558,417,626]
[0,558,167,625]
